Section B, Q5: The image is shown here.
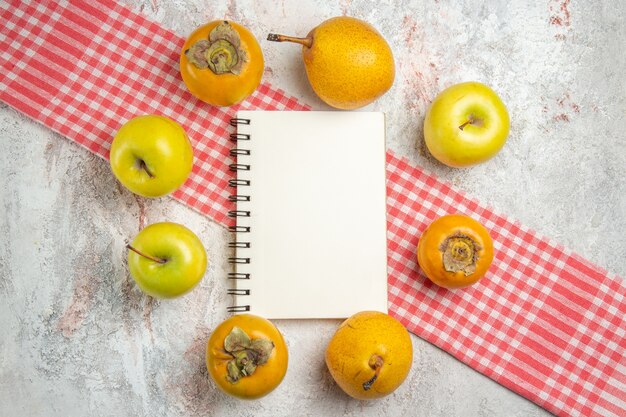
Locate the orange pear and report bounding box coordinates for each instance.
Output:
[268,17,395,110]
[325,311,412,400]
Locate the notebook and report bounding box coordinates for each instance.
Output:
[227,111,388,319]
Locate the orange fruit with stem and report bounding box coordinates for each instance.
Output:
[325,311,412,400]
[268,16,395,110]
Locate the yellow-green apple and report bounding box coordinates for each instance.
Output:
[110,115,193,197]
[424,82,510,168]
[127,222,207,298]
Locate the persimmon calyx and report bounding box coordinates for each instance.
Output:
[185,21,248,75]
[224,326,274,383]
[440,233,481,276]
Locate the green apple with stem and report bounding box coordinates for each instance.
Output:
[110,115,193,197]
[424,82,510,168]
[127,222,207,298]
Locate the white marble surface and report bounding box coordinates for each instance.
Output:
[1,0,625,416]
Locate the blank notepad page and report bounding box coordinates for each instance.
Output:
[231,111,388,319]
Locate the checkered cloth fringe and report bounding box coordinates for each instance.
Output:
[1,1,624,416]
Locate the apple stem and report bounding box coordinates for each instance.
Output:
[139,159,154,178]
[126,244,167,264]
[362,355,384,391]
[459,114,484,131]
[267,33,313,48]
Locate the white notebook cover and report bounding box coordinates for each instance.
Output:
[232,111,388,319]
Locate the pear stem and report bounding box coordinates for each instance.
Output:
[127,244,167,264]
[362,355,384,391]
[267,33,312,48]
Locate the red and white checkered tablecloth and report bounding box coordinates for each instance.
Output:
[1,1,624,416]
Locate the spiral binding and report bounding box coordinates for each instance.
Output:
[229,195,250,202]
[227,117,252,314]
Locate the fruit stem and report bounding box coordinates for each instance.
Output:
[458,114,484,131]
[126,244,167,264]
[362,355,384,391]
[138,159,154,178]
[267,33,312,48]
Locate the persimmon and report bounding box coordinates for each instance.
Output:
[180,20,264,107]
[206,314,288,399]
[417,214,494,289]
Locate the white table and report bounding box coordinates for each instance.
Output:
[1,1,624,415]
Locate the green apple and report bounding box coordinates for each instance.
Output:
[110,115,193,197]
[127,222,207,298]
[424,82,510,168]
